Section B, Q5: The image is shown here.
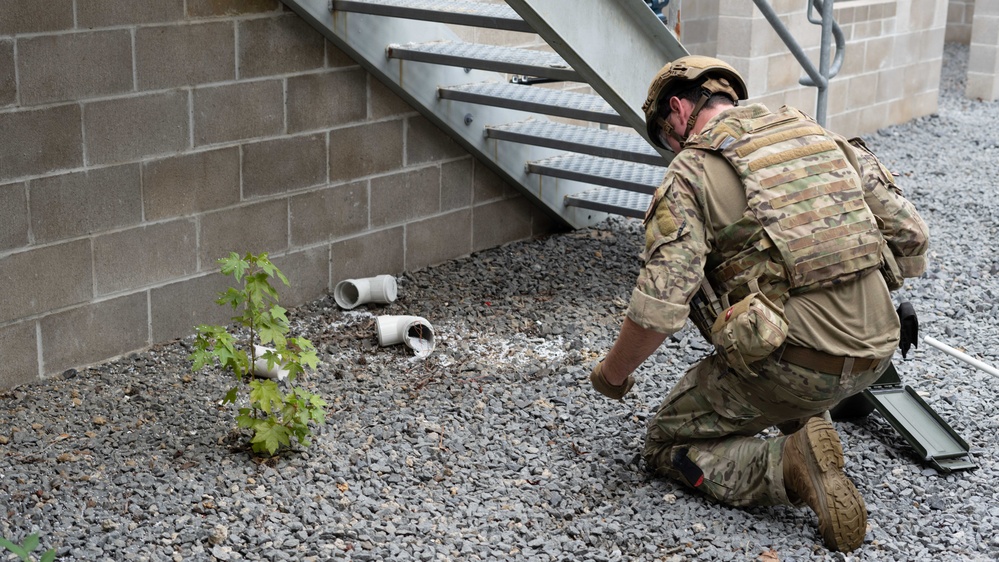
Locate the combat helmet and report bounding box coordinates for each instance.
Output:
[643,55,748,150]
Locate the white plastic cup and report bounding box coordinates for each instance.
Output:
[375,315,436,358]
[334,275,398,309]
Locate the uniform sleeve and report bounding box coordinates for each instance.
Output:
[849,138,930,278]
[626,165,711,334]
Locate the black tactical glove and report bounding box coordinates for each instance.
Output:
[897,301,918,358]
[590,362,635,400]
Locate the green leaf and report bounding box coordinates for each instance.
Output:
[40,549,57,562]
[248,379,282,414]
[0,537,27,559]
[222,386,239,404]
[219,252,248,281]
[22,533,38,553]
[251,420,292,455]
[189,348,214,372]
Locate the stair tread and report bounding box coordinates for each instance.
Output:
[388,41,577,81]
[441,82,625,126]
[529,154,665,194]
[564,187,651,219]
[332,0,531,32]
[487,120,664,165]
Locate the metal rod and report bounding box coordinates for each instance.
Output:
[923,336,999,377]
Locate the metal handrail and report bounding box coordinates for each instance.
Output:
[753,0,845,126]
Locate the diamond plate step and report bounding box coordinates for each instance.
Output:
[528,154,665,195]
[440,82,626,126]
[487,120,665,166]
[564,187,651,219]
[387,41,579,82]
[331,0,531,32]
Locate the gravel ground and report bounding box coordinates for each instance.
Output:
[2,43,998,561]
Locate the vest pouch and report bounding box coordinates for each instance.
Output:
[710,292,789,377]
[880,244,904,291]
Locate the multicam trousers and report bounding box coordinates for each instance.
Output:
[642,353,888,507]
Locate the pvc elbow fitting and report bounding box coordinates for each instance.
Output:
[251,344,289,381]
[334,274,398,310]
[376,315,436,358]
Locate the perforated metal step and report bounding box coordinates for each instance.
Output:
[487,120,665,166]
[528,154,665,194]
[388,41,578,82]
[440,82,626,126]
[332,0,531,32]
[564,187,651,219]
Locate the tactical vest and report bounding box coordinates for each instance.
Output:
[686,105,884,333]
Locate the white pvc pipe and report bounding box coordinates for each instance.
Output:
[376,315,435,358]
[334,274,398,309]
[923,336,999,377]
[251,344,289,381]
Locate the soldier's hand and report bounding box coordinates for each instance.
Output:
[590,362,635,400]
[897,301,918,358]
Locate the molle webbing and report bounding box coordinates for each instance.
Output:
[695,106,883,297]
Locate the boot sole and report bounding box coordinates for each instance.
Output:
[801,418,867,552]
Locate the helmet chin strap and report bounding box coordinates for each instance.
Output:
[658,91,710,149]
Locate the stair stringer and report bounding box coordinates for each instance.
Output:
[283,0,612,228]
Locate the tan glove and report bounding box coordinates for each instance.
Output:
[589,362,635,400]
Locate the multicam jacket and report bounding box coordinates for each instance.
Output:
[626,104,929,356]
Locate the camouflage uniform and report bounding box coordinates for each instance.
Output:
[629,104,929,506]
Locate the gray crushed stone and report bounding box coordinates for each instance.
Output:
[2,43,997,561]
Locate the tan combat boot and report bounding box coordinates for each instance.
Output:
[782,417,867,552]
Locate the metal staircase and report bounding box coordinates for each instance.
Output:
[281,0,687,228]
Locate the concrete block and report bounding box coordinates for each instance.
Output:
[290,181,368,246]
[30,165,142,243]
[864,36,895,73]
[193,80,284,146]
[269,246,329,307]
[441,158,473,211]
[150,272,233,343]
[966,72,999,101]
[331,226,404,282]
[18,30,133,105]
[77,0,184,27]
[136,22,236,90]
[370,166,440,228]
[287,68,367,133]
[143,147,241,221]
[0,0,74,35]
[0,239,93,324]
[406,115,468,166]
[0,321,37,387]
[187,0,280,18]
[84,91,190,165]
[0,182,28,251]
[198,199,289,267]
[326,42,356,69]
[0,40,14,107]
[0,104,83,182]
[238,15,325,79]
[474,161,516,203]
[93,219,198,296]
[40,293,148,376]
[971,16,999,47]
[242,134,327,198]
[405,209,472,271]
[472,198,533,253]
[370,75,416,120]
[329,120,404,182]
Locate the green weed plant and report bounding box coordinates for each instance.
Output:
[190,252,327,456]
[0,533,55,562]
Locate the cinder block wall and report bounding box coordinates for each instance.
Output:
[708,0,949,138]
[966,0,999,101]
[0,0,554,387]
[947,0,976,43]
